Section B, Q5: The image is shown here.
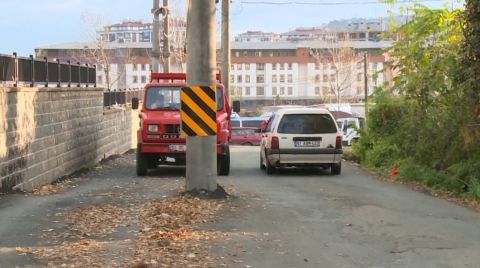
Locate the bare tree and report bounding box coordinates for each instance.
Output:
[311,38,359,111]
[80,13,137,90]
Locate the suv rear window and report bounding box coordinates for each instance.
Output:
[278,114,337,134]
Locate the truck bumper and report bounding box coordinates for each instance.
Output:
[139,142,229,155]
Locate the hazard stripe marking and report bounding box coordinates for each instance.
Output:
[180,91,217,131]
[180,85,217,136]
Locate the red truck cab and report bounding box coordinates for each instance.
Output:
[132,72,239,176]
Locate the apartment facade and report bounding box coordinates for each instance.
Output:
[227,41,390,109]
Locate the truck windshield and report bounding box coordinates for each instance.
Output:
[145,86,181,110]
[145,86,224,111]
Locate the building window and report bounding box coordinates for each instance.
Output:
[141,64,146,71]
[280,87,285,95]
[323,74,328,82]
[272,86,277,95]
[315,63,320,70]
[256,87,265,96]
[330,74,335,82]
[231,64,235,71]
[235,51,240,57]
[315,86,320,95]
[245,86,251,95]
[237,75,242,83]
[141,75,147,83]
[287,87,293,95]
[330,64,336,70]
[279,75,285,83]
[255,51,262,57]
[280,63,285,70]
[288,63,292,70]
[231,75,235,83]
[237,64,243,70]
[245,75,250,83]
[256,63,265,70]
[133,64,137,71]
[272,63,277,70]
[287,74,293,83]
[256,75,265,83]
[133,76,138,83]
[272,75,277,83]
[245,64,250,70]
[316,75,321,82]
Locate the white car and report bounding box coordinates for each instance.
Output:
[336,116,365,146]
[259,108,343,175]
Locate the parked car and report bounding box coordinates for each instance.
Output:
[231,116,268,130]
[259,108,343,175]
[231,127,261,146]
[336,116,365,146]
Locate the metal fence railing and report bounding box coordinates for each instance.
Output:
[103,89,144,107]
[0,52,96,87]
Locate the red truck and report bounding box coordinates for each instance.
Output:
[132,72,239,176]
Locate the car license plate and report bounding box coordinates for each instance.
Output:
[294,140,320,147]
[169,145,186,152]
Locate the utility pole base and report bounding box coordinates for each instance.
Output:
[185,136,218,192]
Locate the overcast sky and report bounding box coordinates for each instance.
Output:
[0,0,463,56]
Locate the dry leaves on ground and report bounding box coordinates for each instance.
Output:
[131,196,227,267]
[63,204,128,237]
[32,180,75,195]
[16,240,111,267]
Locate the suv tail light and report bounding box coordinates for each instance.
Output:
[336,135,342,149]
[271,136,279,150]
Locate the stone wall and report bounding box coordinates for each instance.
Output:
[0,86,137,192]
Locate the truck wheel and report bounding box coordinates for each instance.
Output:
[136,149,148,176]
[331,162,341,175]
[218,146,230,176]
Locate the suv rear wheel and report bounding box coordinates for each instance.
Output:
[331,162,341,175]
[265,150,276,175]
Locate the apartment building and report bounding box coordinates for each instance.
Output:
[227,41,390,109]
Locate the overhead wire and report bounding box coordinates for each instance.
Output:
[238,0,445,6]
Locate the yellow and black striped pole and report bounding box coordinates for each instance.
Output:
[181,86,217,137]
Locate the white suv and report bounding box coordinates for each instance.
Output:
[259,108,343,175]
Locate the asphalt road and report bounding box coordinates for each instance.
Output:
[0,146,479,268]
[215,146,480,268]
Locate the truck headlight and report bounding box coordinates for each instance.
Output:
[148,124,159,132]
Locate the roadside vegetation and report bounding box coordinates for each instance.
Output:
[353,2,480,200]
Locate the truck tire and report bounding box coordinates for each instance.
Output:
[331,162,341,175]
[136,149,148,176]
[218,146,230,176]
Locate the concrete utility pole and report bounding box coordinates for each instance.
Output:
[185,0,217,191]
[151,0,160,72]
[363,53,368,116]
[162,0,170,73]
[221,0,231,101]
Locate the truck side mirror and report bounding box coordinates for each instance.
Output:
[132,97,139,110]
[232,100,240,113]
